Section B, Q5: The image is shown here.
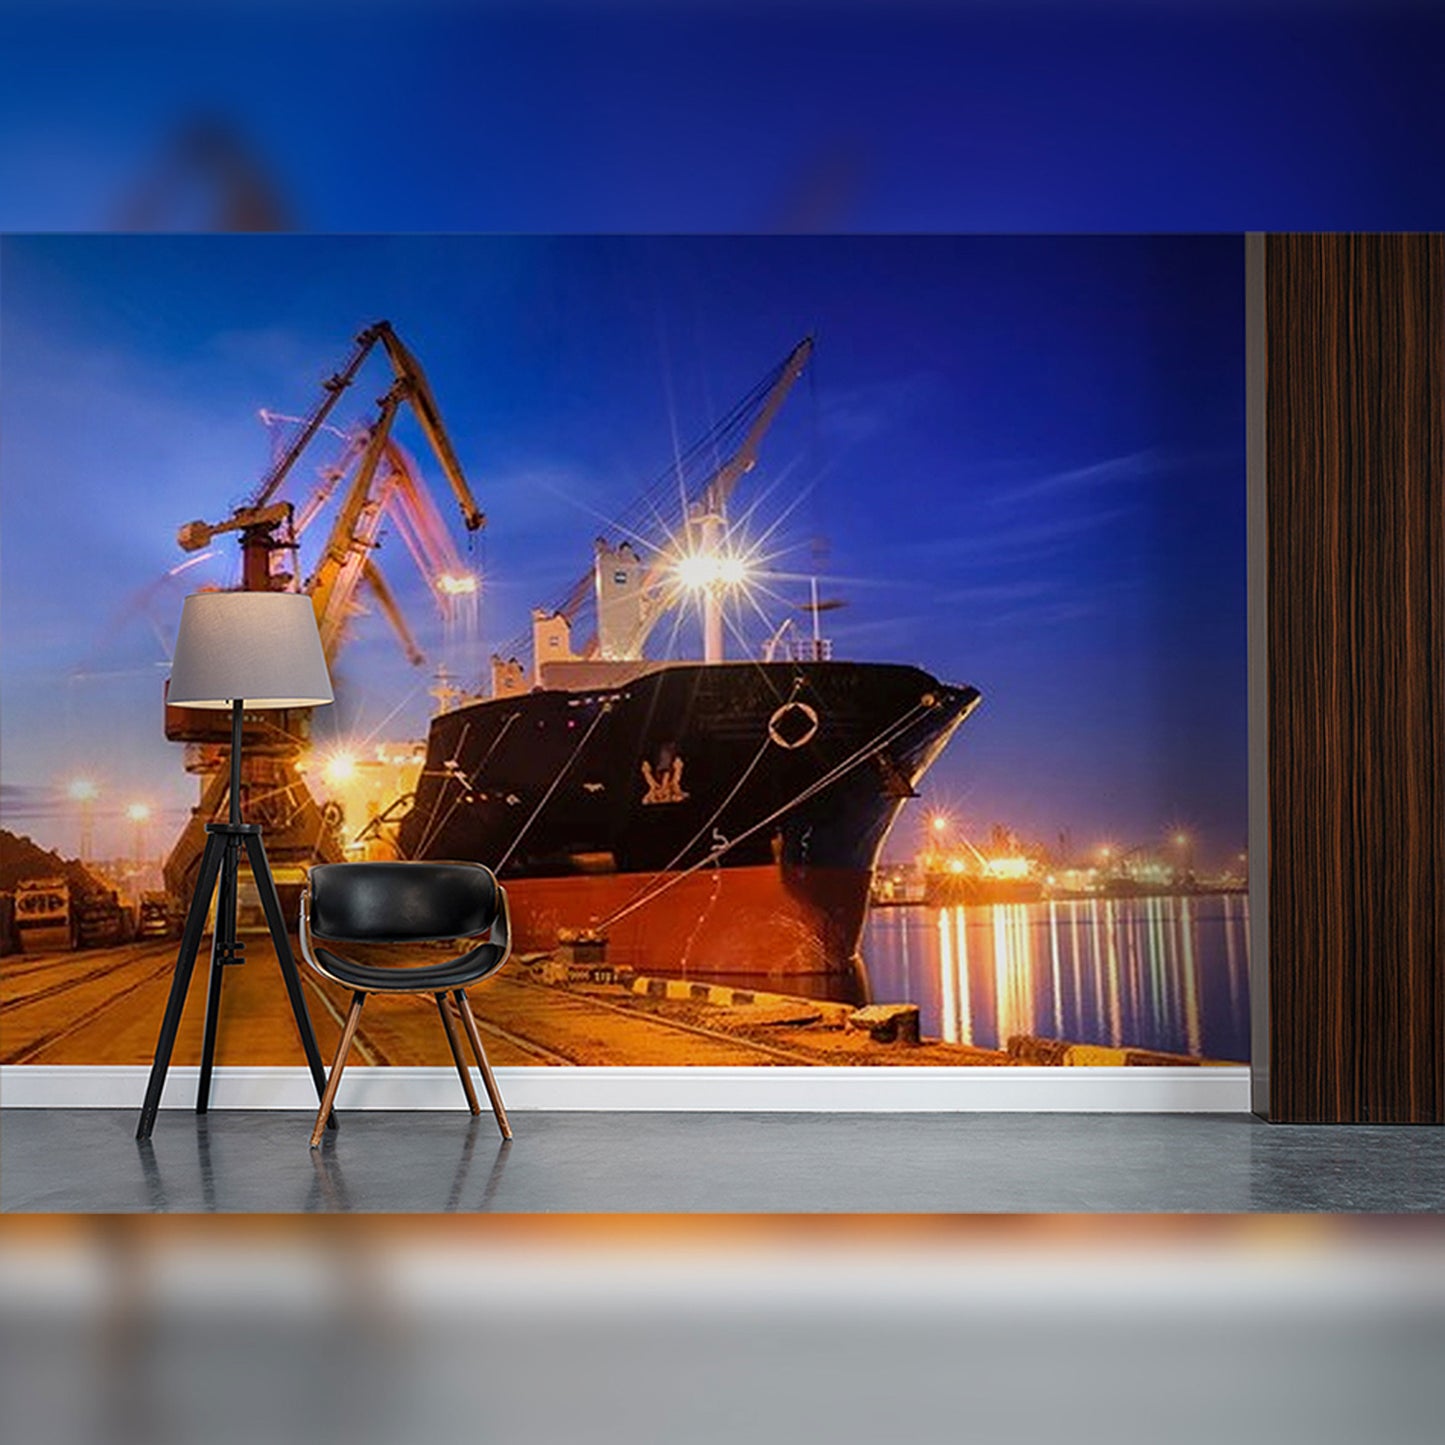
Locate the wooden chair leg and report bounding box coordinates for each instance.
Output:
[310,992,366,1148]
[436,993,481,1115]
[454,990,512,1140]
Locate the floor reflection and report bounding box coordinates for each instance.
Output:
[133,1116,514,1212]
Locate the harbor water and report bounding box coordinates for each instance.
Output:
[863,894,1250,1062]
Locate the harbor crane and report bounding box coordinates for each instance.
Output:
[175,320,483,591]
[163,324,484,901]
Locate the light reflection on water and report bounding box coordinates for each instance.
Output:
[863,895,1250,1062]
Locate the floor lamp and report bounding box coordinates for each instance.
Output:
[136,590,337,1141]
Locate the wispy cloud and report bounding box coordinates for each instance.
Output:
[998,445,1238,506]
[892,505,1134,567]
[818,372,938,448]
[934,579,1056,607]
[981,599,1108,630]
[1002,448,1159,504]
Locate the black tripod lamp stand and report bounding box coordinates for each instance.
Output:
[136,590,337,1141]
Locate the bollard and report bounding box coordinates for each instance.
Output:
[847,1003,921,1045]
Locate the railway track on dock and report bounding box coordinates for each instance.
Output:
[1,947,181,1065]
[2,942,834,1068]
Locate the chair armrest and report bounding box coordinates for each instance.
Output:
[298,887,323,976]
[488,884,513,971]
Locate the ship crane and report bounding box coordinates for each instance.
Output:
[613,335,812,664]
[680,334,813,663]
[527,336,812,673]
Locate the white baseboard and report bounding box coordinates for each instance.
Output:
[1,1064,1251,1112]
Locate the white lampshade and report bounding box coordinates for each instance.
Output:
[168,591,334,709]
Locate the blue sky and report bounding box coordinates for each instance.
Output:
[0,235,1245,864]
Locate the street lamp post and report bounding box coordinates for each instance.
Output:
[126,802,151,871]
[927,812,950,867]
[68,778,99,862]
[1171,831,1193,883]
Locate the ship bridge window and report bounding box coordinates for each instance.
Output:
[613,571,628,585]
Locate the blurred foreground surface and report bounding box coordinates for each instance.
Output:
[1,1215,1442,1445]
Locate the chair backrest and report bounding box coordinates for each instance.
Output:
[307,861,499,943]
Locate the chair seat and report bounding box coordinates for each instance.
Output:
[311,941,505,993]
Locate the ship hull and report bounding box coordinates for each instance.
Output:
[398,660,979,991]
[500,863,875,1001]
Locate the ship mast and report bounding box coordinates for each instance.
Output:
[696,511,727,662]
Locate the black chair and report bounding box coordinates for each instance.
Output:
[298,861,513,1148]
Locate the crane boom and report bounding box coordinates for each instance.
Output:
[375,324,485,534]
[307,392,404,659]
[251,325,382,510]
[696,334,813,515]
[361,557,425,667]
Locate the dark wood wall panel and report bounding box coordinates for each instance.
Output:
[1265,233,1445,1123]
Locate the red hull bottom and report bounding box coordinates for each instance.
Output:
[503,864,873,1002]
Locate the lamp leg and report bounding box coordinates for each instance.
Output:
[242,830,336,1129]
[136,833,226,1141]
[454,991,512,1141]
[195,836,239,1114]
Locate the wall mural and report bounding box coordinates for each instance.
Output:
[0,235,1248,1070]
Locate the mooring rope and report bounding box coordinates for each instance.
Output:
[492,702,613,874]
[410,719,476,855]
[412,710,519,859]
[595,696,932,931]
[643,678,803,885]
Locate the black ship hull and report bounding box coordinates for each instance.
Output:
[398,661,979,990]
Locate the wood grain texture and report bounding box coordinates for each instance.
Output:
[1266,233,1445,1123]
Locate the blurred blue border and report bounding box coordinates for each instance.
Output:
[1,2,1442,231]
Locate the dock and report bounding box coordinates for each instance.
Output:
[0,937,1011,1069]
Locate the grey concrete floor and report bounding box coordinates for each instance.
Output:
[3,1109,1442,1212]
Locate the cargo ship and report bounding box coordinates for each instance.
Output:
[398,657,978,993]
[393,337,982,997]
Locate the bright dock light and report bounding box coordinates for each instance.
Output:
[126,802,151,824]
[436,572,477,596]
[323,751,358,787]
[930,814,950,834]
[984,855,1031,881]
[68,778,99,803]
